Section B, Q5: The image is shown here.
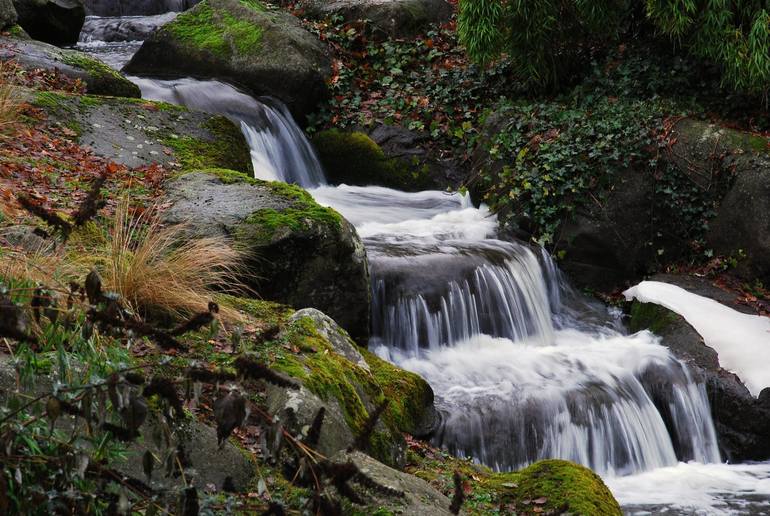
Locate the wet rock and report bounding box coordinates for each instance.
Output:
[162,171,370,342]
[0,36,140,97]
[293,0,453,38]
[30,91,251,171]
[628,273,770,461]
[84,0,200,16]
[0,0,17,30]
[124,0,330,122]
[12,0,85,45]
[79,12,178,43]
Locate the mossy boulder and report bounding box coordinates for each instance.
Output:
[406,444,621,515]
[162,171,371,342]
[313,128,436,191]
[252,307,437,468]
[0,0,17,30]
[30,91,251,171]
[0,36,140,97]
[124,0,330,122]
[293,0,453,38]
[491,460,621,515]
[12,0,85,45]
[627,273,770,462]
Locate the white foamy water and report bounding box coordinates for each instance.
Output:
[625,281,770,396]
[130,77,326,187]
[608,462,770,515]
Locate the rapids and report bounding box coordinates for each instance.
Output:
[74,16,770,512]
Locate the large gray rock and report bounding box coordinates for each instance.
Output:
[0,36,140,97]
[0,0,17,30]
[295,0,453,38]
[124,0,330,122]
[84,0,200,16]
[13,0,85,45]
[628,273,770,462]
[30,91,251,171]
[162,171,371,343]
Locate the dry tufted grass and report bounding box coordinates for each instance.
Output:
[0,63,21,137]
[97,199,245,321]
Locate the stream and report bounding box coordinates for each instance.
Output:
[78,14,770,515]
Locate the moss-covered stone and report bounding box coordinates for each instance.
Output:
[628,300,679,334]
[124,0,330,120]
[6,24,29,39]
[162,116,253,173]
[313,129,433,191]
[60,53,141,98]
[407,447,621,515]
[165,0,265,58]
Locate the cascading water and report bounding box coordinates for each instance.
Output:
[132,77,325,187]
[78,14,770,511]
[312,185,720,476]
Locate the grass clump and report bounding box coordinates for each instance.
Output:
[0,62,22,137]
[88,199,244,320]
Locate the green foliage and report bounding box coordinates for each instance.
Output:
[458,0,626,88]
[458,0,770,96]
[646,1,770,96]
[306,18,515,159]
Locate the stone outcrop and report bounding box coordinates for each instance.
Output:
[12,0,85,45]
[124,0,330,122]
[162,171,371,342]
[1,36,141,97]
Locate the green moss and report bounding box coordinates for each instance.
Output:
[406,448,620,515]
[237,183,343,245]
[217,294,292,326]
[362,348,433,434]
[162,116,253,173]
[199,168,257,185]
[628,300,679,334]
[489,460,621,516]
[33,91,70,110]
[312,129,434,191]
[7,25,29,39]
[60,53,140,98]
[165,0,265,59]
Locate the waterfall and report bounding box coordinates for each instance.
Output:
[130,77,326,188]
[77,11,770,511]
[314,185,722,476]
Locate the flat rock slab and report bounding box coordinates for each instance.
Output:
[0,35,140,97]
[30,92,251,172]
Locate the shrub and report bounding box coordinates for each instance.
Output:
[458,0,770,97]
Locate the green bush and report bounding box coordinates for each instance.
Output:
[458,0,770,96]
